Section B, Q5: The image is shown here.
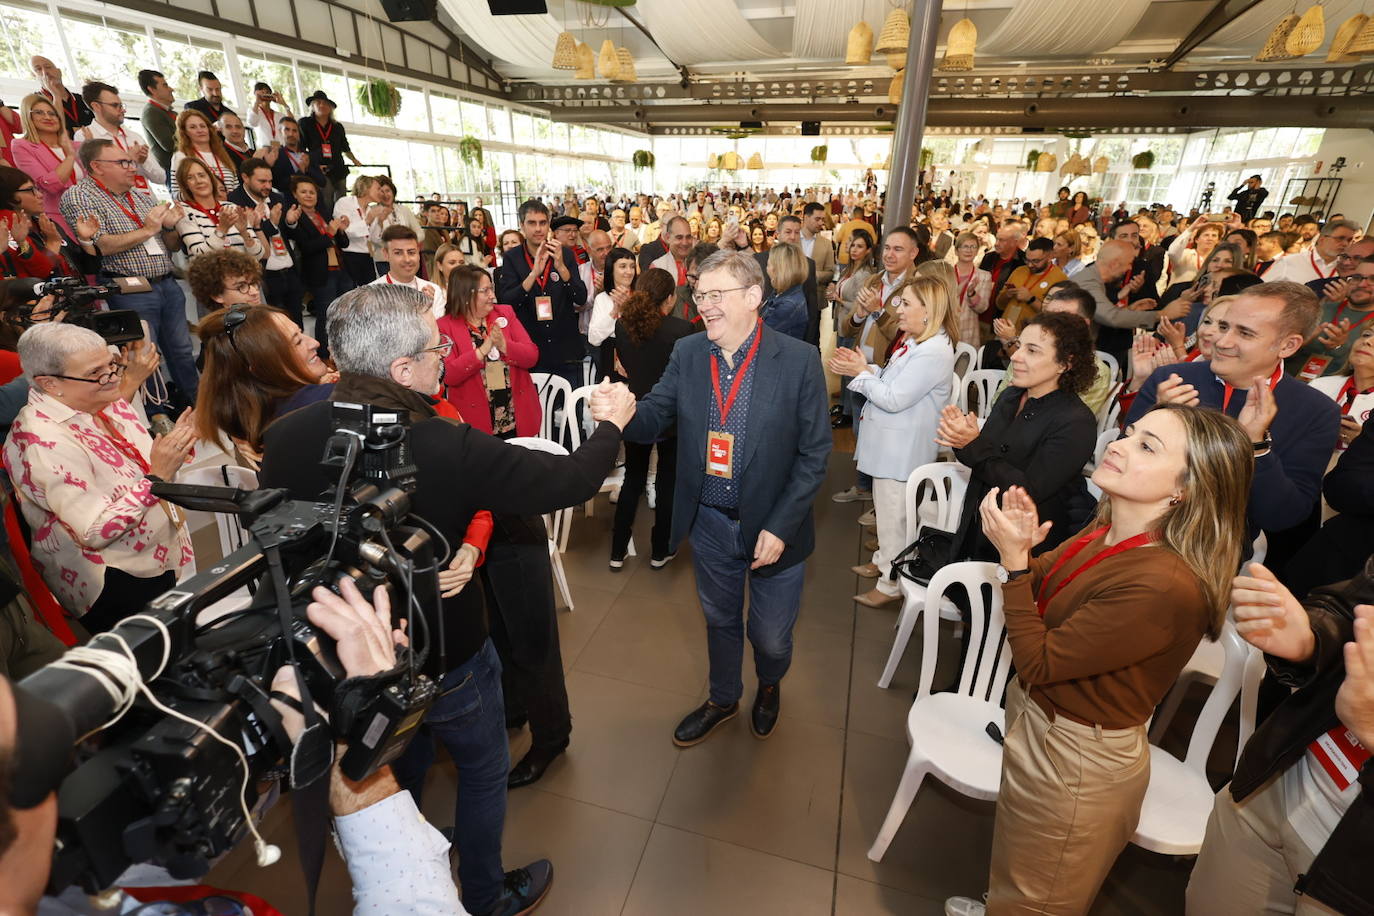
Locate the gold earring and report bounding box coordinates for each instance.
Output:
[1169,495,1181,506]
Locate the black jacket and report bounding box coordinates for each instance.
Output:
[297,116,352,184]
[614,315,694,398]
[257,373,621,676]
[755,249,820,346]
[292,204,350,288]
[496,243,587,369]
[1230,558,1374,916]
[952,386,1097,560]
[272,147,327,198]
[227,185,297,264]
[1286,421,1374,598]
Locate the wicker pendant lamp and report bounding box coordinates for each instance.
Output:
[597,39,621,79]
[1286,4,1326,56]
[1256,13,1302,60]
[707,152,719,169]
[845,21,874,65]
[747,152,764,169]
[613,46,637,82]
[1346,12,1374,53]
[573,42,595,79]
[1092,155,1109,174]
[874,8,910,55]
[1327,13,1368,59]
[939,17,977,71]
[552,31,578,69]
[888,74,904,104]
[1036,152,1057,173]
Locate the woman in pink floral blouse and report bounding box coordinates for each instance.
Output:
[2,323,197,633]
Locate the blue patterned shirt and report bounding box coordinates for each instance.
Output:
[700,321,762,509]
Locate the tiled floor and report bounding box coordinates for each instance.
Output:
[208,450,1199,915]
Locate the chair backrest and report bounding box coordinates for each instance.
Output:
[1096,350,1121,385]
[507,436,572,544]
[531,372,574,442]
[902,461,972,543]
[177,464,260,564]
[567,384,598,450]
[1097,381,1124,432]
[960,369,1004,420]
[1181,616,1254,772]
[952,341,979,380]
[916,561,1010,704]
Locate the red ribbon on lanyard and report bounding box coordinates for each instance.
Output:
[1221,362,1283,413]
[711,320,763,424]
[1035,527,1158,617]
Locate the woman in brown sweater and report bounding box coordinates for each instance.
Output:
[947,403,1253,916]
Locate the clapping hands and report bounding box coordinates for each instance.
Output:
[935,404,980,449]
[978,486,1051,570]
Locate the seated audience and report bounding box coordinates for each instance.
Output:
[11,94,77,241]
[0,165,84,279]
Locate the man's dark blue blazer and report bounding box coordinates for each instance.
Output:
[1126,359,1339,534]
[623,322,832,575]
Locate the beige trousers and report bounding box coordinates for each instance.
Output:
[1185,776,1339,915]
[987,679,1151,915]
[870,476,907,597]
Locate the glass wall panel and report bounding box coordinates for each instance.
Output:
[63,12,151,92]
[0,2,61,80]
[153,30,230,108]
[238,52,300,113]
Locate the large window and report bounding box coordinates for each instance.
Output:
[154,30,231,108]
[0,1,64,80]
[238,52,300,113]
[62,12,151,92]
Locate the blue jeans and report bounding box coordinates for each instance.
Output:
[109,277,198,402]
[690,505,807,706]
[391,638,508,915]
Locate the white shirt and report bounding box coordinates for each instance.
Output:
[588,290,618,346]
[369,272,445,318]
[77,121,166,198]
[1267,249,1342,287]
[800,233,816,259]
[244,101,294,145]
[242,188,295,271]
[169,148,239,199]
[332,195,374,254]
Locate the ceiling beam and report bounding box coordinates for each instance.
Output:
[1162,0,1267,69]
[546,95,1374,129]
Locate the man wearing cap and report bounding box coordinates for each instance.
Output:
[298,90,361,207]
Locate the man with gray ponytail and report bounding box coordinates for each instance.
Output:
[258,283,636,916]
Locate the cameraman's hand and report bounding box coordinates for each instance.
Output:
[438,543,480,598]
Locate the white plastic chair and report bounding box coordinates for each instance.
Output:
[1096,350,1122,385]
[1096,381,1125,433]
[508,437,576,611]
[952,341,979,380]
[958,369,1004,422]
[868,561,1010,862]
[531,372,574,444]
[878,462,971,688]
[178,464,259,624]
[567,384,624,520]
[1132,617,1258,855]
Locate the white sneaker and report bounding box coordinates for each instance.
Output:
[647,482,657,509]
[832,486,872,503]
[857,508,877,527]
[944,895,987,916]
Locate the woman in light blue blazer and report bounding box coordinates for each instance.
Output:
[828,274,959,608]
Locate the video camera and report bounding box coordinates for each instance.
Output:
[1,275,144,345]
[18,402,441,896]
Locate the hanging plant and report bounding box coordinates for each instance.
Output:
[810,144,829,164]
[1062,130,1092,140]
[355,77,401,119]
[919,147,934,169]
[632,149,655,170]
[1131,150,1155,170]
[459,136,484,168]
[1026,150,1042,171]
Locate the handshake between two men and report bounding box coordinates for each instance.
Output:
[589,377,639,430]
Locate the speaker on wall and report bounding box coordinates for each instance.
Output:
[740,119,763,129]
[487,0,548,13]
[380,0,433,21]
[801,121,821,135]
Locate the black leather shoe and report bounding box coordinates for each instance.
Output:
[831,414,853,429]
[672,700,738,747]
[751,683,780,739]
[508,744,567,789]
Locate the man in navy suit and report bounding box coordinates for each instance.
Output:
[229,156,304,326]
[1126,281,1339,546]
[620,249,831,746]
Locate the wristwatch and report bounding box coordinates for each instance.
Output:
[1252,431,1273,453]
[995,565,1030,583]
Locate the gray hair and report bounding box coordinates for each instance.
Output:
[18,322,109,389]
[327,285,434,378]
[1322,218,1360,237]
[78,137,114,171]
[696,249,763,290]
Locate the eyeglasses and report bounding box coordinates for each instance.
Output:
[15,185,36,195]
[418,333,453,358]
[95,158,137,169]
[227,280,260,295]
[93,99,126,110]
[46,360,125,387]
[691,286,751,307]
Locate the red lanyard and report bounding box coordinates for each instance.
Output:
[1221,362,1283,412]
[198,150,227,187]
[1338,377,1374,416]
[43,89,78,125]
[94,178,142,226]
[1035,527,1158,617]
[286,149,304,171]
[317,119,334,143]
[674,258,687,286]
[1117,267,1134,306]
[95,410,151,474]
[955,266,974,300]
[149,100,173,115]
[307,209,329,235]
[35,142,74,186]
[523,246,553,291]
[1333,301,1374,331]
[1257,259,1274,277]
[1311,250,1334,280]
[261,106,276,134]
[1022,265,1054,290]
[711,321,763,425]
[187,200,220,226]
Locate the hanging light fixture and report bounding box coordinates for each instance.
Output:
[939,17,977,71]
[1327,13,1369,59]
[574,42,596,79]
[1092,155,1109,174]
[1036,152,1057,173]
[1346,11,1374,53]
[552,31,578,69]
[845,21,874,65]
[597,39,621,79]
[614,46,637,82]
[747,152,764,169]
[888,74,904,105]
[1256,13,1302,60]
[1286,3,1326,55]
[874,8,910,56]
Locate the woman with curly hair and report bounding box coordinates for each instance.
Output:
[608,267,693,570]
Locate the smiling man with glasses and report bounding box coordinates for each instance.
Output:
[60,137,198,403]
[77,80,165,199]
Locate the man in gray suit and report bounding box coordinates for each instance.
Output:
[620,250,831,746]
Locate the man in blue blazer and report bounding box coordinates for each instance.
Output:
[621,249,831,745]
[1127,281,1340,546]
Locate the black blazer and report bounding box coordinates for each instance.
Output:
[755,249,820,345]
[272,148,327,198]
[622,323,832,573]
[297,116,352,184]
[952,386,1097,561]
[227,185,297,258]
[614,315,694,398]
[291,204,350,288]
[496,244,587,369]
[637,236,666,270]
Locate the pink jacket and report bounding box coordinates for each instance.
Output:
[11,137,75,239]
[438,303,542,437]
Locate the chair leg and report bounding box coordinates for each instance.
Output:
[549,541,574,612]
[867,757,930,862]
[878,593,921,689]
[1148,673,1198,743]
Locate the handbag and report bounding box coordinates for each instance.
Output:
[888,525,955,586]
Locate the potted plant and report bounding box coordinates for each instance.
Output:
[810,144,828,164]
[1131,150,1155,170]
[1026,150,1042,171]
[355,77,401,119]
[459,136,484,169]
[632,149,655,170]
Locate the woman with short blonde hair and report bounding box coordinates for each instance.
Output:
[762,241,810,339]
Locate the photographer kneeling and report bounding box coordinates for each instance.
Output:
[2,323,195,635]
[0,578,465,916]
[258,284,635,916]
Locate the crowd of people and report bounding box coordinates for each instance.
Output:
[0,50,1370,916]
